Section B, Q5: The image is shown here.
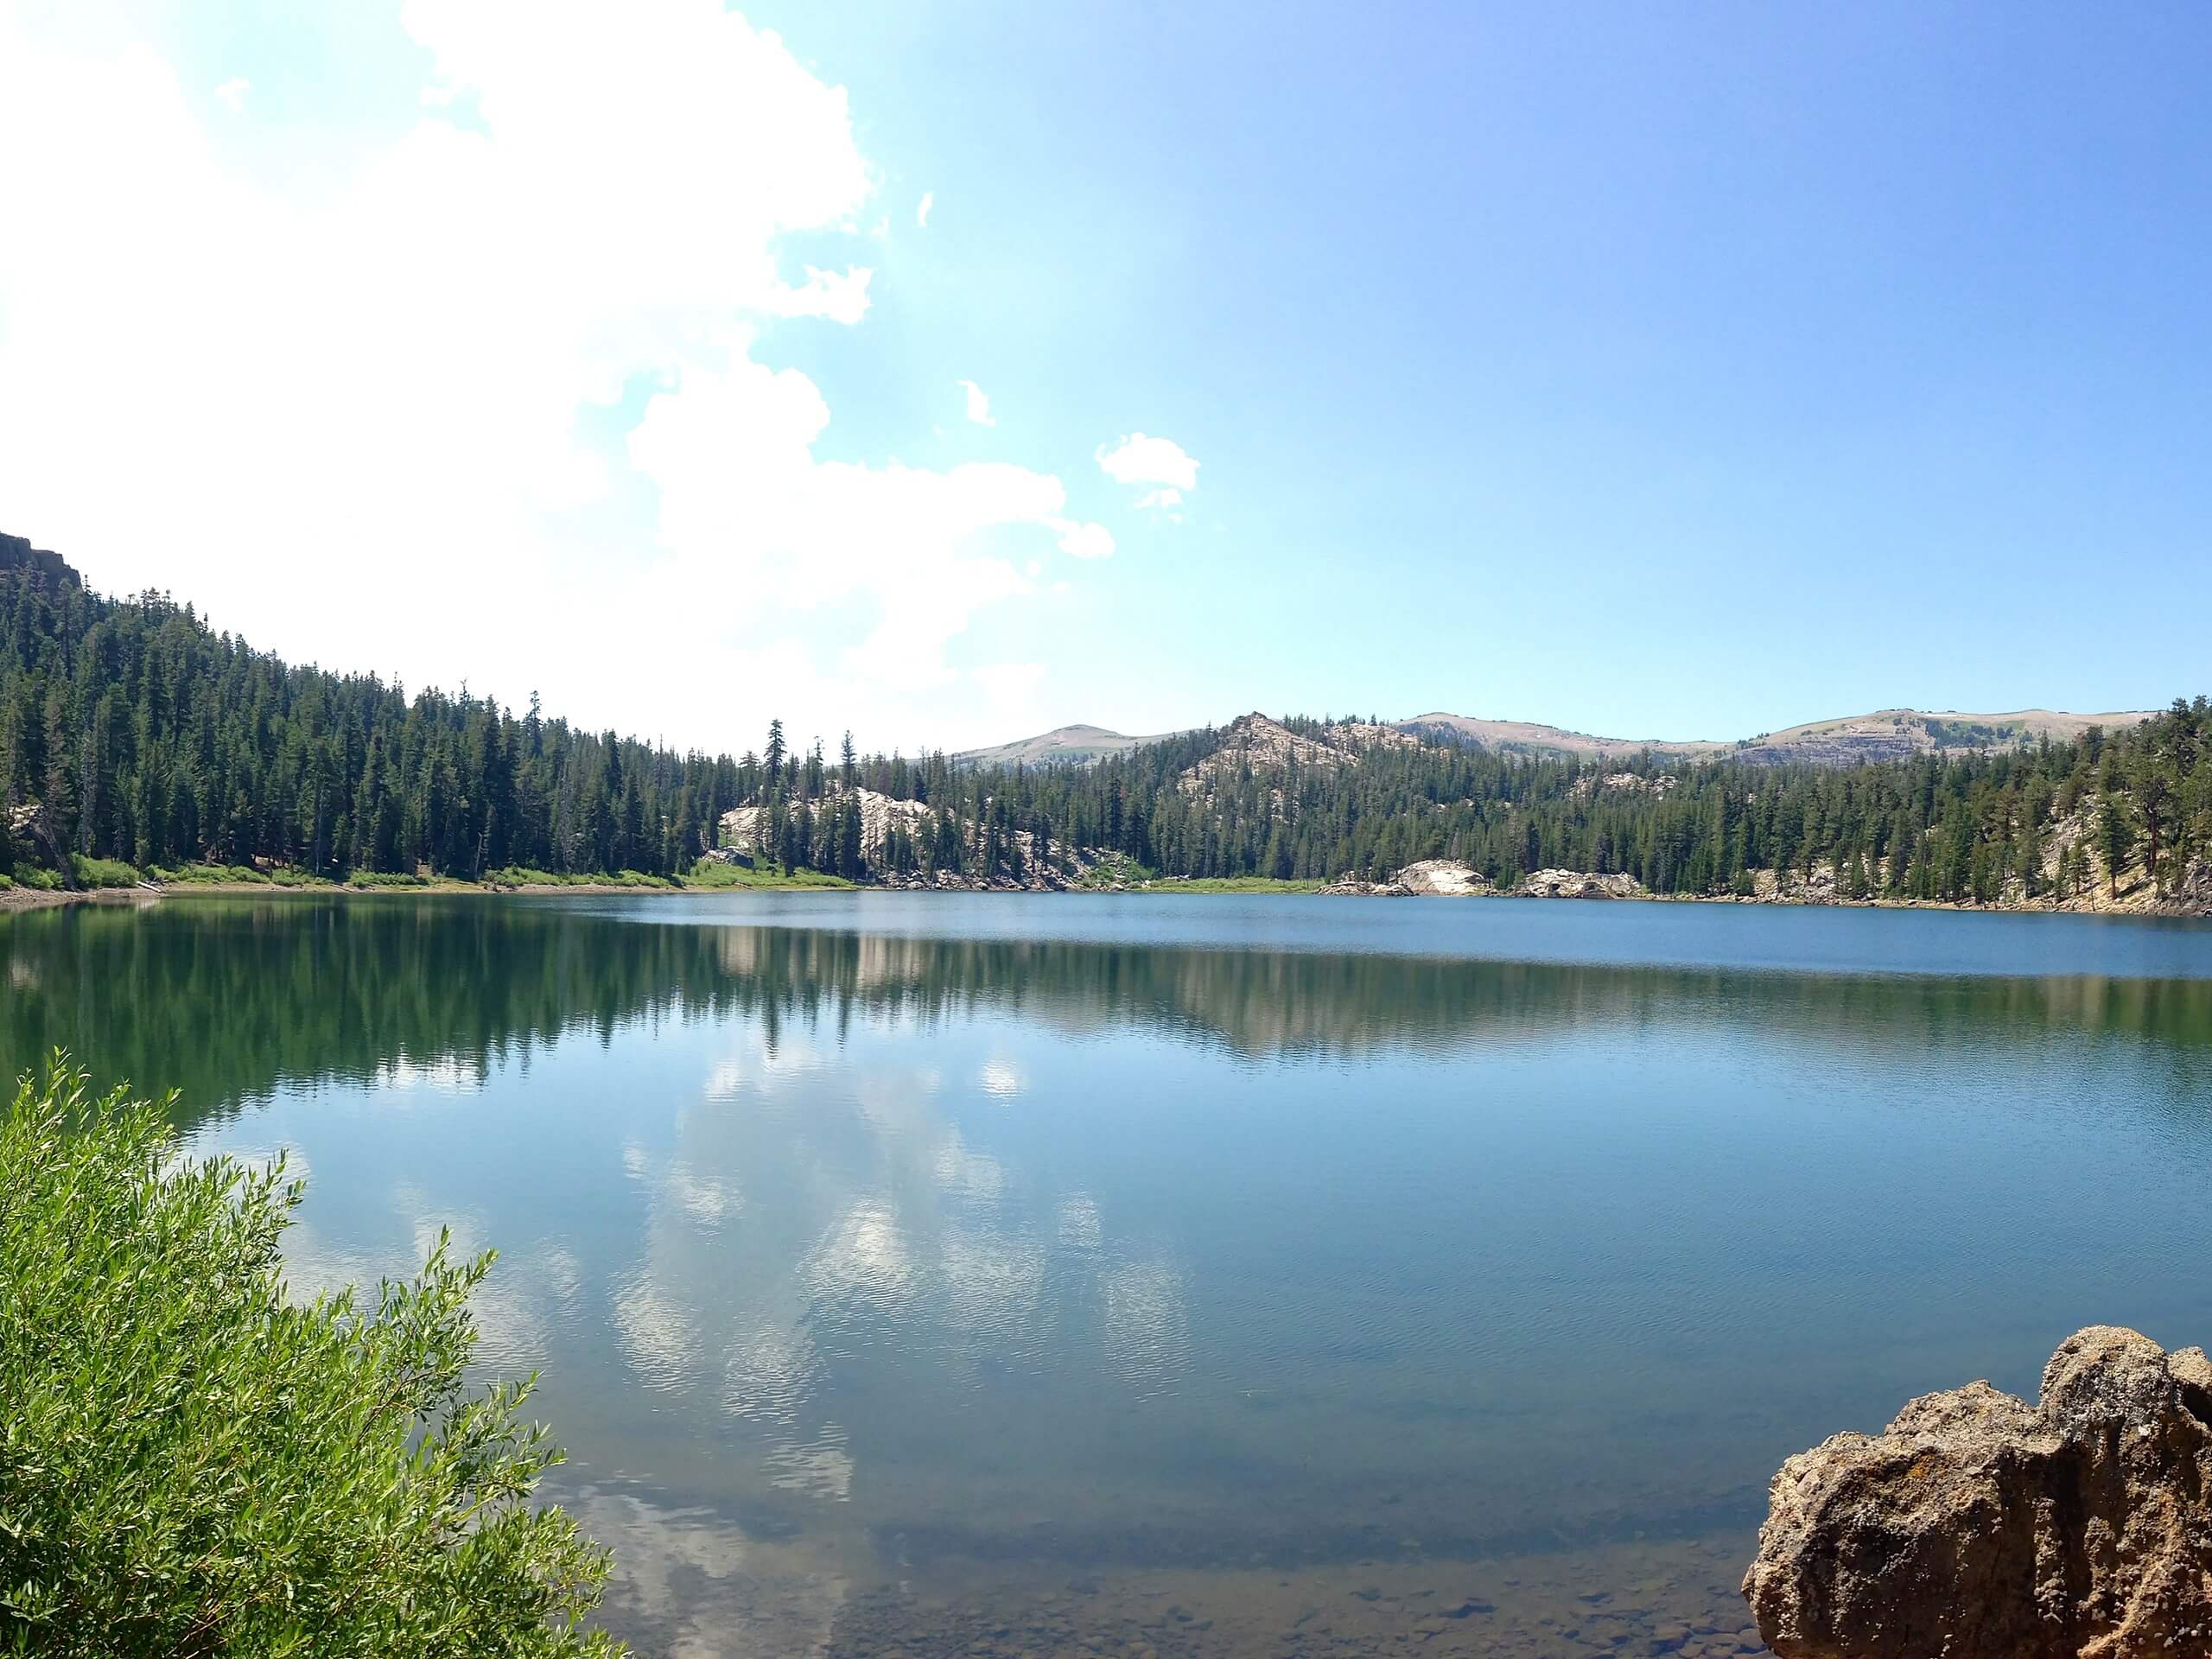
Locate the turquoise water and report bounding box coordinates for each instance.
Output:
[8,893,2212,1656]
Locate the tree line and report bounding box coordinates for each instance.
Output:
[976,707,2212,903]
[3,551,2207,902]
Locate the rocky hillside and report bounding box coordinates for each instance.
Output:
[1176,712,1414,793]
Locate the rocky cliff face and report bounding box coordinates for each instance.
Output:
[0,533,79,588]
[1744,1325,2212,1659]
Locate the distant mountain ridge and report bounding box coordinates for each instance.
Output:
[967,706,2157,770]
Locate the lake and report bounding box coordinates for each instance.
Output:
[8,892,2212,1657]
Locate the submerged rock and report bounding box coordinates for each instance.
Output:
[1744,1325,2212,1659]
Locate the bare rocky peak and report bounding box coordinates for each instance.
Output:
[1745,1325,2212,1659]
[950,723,1182,767]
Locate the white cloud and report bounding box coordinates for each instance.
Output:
[625,357,1108,702]
[916,188,933,228]
[957,378,995,426]
[759,264,874,324]
[213,76,248,113]
[1049,518,1115,560]
[0,3,1103,752]
[1097,431,1199,500]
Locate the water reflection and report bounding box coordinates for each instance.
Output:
[8,899,2212,1121]
[8,895,2212,1657]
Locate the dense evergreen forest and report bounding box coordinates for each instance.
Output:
[3,541,2207,905]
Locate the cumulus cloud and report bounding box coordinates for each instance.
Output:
[957,378,995,426]
[1096,431,1199,513]
[0,3,1104,751]
[916,188,933,227]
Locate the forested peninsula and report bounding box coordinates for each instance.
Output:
[3,534,2209,914]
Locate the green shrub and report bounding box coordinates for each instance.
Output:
[14,867,61,892]
[484,868,690,890]
[345,869,431,889]
[682,860,852,890]
[150,863,274,886]
[0,1058,624,1656]
[65,855,142,890]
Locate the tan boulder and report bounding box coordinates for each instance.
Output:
[1393,860,1493,896]
[1745,1326,2212,1658]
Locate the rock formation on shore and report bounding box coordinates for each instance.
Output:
[1395,860,1493,896]
[1321,864,1648,899]
[1519,868,1644,899]
[1744,1325,2212,1659]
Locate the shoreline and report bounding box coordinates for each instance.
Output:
[6,876,2206,922]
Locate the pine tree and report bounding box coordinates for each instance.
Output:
[764,719,786,787]
[2096,791,2138,899]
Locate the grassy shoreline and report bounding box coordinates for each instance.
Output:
[1122,876,1326,894]
[0,860,853,911]
[3,863,2199,917]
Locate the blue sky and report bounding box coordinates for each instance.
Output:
[3,2,2207,752]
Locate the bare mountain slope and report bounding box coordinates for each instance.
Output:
[1400,707,2153,766]
[1730,707,2154,766]
[1396,713,1725,760]
[951,723,1184,767]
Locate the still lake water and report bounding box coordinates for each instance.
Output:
[8,893,2212,1656]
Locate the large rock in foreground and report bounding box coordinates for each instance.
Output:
[1744,1326,2212,1658]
